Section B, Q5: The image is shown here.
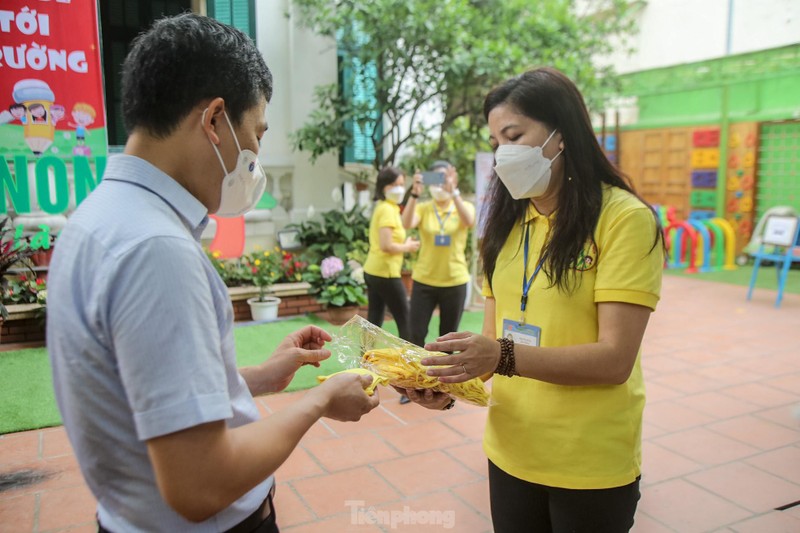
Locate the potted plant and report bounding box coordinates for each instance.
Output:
[2,274,47,319]
[0,217,37,326]
[305,256,368,325]
[243,247,283,322]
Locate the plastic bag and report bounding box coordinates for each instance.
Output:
[328,315,490,407]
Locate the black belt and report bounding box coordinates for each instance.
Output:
[225,484,276,533]
[97,484,276,533]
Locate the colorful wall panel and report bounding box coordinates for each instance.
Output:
[724,122,759,254]
[689,128,719,219]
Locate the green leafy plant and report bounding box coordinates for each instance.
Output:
[287,206,370,264]
[304,256,368,308]
[292,0,638,171]
[0,217,37,320]
[206,250,251,288]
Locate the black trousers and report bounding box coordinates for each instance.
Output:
[488,460,640,533]
[408,281,467,347]
[364,273,411,341]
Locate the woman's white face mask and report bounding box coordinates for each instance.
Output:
[493,129,562,199]
[429,186,452,202]
[385,185,405,204]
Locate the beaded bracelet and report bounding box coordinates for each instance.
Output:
[495,337,517,377]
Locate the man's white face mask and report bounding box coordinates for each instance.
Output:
[204,109,267,217]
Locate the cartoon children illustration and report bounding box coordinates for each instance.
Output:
[69,103,96,146]
[50,104,66,125]
[29,103,48,124]
[9,103,28,124]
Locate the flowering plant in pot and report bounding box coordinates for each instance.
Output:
[305,256,367,325]
[243,247,283,321]
[0,217,37,321]
[1,274,47,320]
[276,250,307,283]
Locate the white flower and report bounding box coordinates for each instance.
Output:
[350,267,365,285]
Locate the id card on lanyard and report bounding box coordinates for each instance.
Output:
[502,222,544,347]
[433,204,453,247]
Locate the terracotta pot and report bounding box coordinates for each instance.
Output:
[326,305,360,326]
[31,247,54,267]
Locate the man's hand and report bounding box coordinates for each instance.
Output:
[313,373,381,421]
[242,326,332,395]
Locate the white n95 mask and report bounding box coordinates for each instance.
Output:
[204,109,267,217]
[429,186,452,202]
[385,186,405,204]
[493,129,562,199]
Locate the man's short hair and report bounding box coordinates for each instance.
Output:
[122,13,273,138]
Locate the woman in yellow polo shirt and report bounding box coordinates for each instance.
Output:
[363,166,420,341]
[403,68,664,532]
[401,161,475,348]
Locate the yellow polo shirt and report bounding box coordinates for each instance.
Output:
[364,200,406,278]
[481,185,663,489]
[411,200,475,287]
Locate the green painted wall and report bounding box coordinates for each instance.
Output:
[619,44,800,130]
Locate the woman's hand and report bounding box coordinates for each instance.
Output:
[404,237,420,253]
[421,332,501,384]
[411,172,424,196]
[442,166,458,193]
[391,386,452,410]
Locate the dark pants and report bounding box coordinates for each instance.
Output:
[408,281,467,347]
[488,460,640,533]
[364,273,411,341]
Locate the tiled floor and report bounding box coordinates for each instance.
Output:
[1,275,799,532]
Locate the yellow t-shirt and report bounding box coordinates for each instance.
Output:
[411,200,475,287]
[364,200,406,278]
[481,185,663,489]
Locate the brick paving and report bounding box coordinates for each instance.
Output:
[1,275,799,532]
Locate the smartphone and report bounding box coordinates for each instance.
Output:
[421,170,445,185]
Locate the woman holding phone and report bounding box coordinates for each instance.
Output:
[402,161,475,349]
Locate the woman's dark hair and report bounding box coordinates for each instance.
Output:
[122,13,273,138]
[480,67,662,292]
[374,166,404,201]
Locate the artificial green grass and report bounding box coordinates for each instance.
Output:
[0,311,486,434]
[0,347,60,435]
[664,263,800,294]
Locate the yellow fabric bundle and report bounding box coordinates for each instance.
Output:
[316,368,388,396]
[362,348,490,407]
